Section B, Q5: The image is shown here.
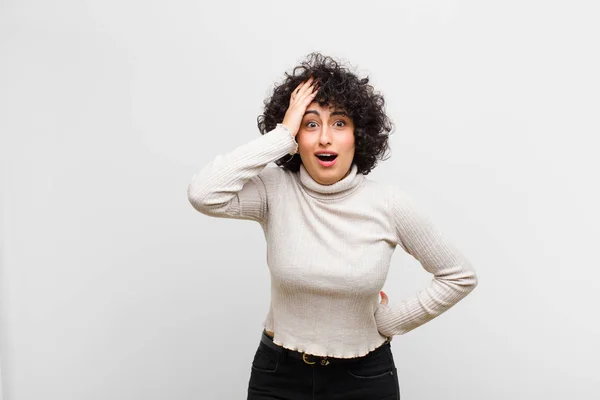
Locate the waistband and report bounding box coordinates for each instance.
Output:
[259,330,390,366]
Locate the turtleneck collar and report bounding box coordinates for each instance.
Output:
[298,163,366,200]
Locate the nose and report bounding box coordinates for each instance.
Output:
[319,125,332,145]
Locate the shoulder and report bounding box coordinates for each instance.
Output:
[361,178,424,218]
[354,179,405,220]
[361,177,406,203]
[254,165,295,193]
[256,165,286,181]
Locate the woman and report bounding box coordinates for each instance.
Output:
[187,53,478,400]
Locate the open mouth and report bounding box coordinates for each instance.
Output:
[315,153,338,167]
[315,154,338,162]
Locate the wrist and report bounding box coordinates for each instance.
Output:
[281,124,293,137]
[276,123,298,155]
[280,119,297,137]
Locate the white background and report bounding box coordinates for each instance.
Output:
[1,0,599,399]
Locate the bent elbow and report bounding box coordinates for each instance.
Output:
[462,268,478,293]
[187,183,218,213]
[187,182,206,210]
[187,181,236,219]
[446,266,478,294]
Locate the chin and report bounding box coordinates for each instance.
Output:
[316,167,349,184]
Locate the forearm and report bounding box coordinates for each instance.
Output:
[375,264,477,336]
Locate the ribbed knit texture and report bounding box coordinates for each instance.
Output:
[187,124,478,358]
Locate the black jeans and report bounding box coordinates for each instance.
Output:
[247,331,400,400]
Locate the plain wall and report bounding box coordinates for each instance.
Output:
[1,0,599,399]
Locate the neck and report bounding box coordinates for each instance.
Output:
[298,163,365,200]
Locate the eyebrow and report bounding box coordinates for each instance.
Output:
[303,110,349,117]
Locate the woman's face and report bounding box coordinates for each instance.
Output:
[296,102,355,185]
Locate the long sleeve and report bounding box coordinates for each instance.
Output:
[375,189,478,336]
[187,124,298,223]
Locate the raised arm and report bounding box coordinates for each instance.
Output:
[375,189,478,336]
[187,124,297,223]
[187,77,320,223]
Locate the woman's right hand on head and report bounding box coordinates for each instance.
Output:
[281,77,319,138]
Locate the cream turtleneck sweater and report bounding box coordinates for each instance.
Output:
[187,124,478,358]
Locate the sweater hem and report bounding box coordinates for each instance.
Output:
[261,323,388,359]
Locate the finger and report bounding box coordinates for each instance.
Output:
[297,80,319,104]
[290,81,305,99]
[379,291,389,305]
[291,79,313,103]
[296,76,316,97]
[293,79,307,93]
[301,87,319,105]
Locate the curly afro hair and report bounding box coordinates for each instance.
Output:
[257,52,394,175]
